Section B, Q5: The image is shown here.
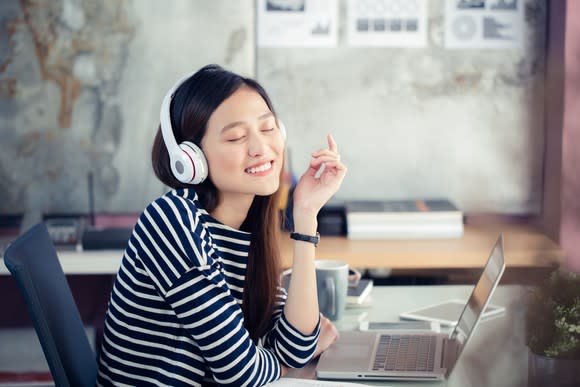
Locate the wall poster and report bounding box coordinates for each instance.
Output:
[445,0,524,49]
[257,0,338,47]
[346,0,428,47]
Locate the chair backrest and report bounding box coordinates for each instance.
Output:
[3,223,97,387]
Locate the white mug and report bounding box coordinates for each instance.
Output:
[315,260,349,321]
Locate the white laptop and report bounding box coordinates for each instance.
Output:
[316,234,506,382]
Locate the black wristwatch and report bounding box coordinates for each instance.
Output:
[290,232,320,247]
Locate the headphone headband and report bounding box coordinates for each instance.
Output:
[159,72,196,153]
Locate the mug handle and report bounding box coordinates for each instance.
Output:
[348,267,362,287]
[325,277,336,317]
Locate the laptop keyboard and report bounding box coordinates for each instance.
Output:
[372,334,437,372]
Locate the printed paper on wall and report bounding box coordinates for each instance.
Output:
[445,0,524,49]
[257,0,338,47]
[346,0,428,47]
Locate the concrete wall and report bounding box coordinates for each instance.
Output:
[1,0,548,219]
[259,0,547,214]
[0,0,254,222]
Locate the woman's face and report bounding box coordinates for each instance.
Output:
[201,86,285,202]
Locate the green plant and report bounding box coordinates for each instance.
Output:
[526,270,580,358]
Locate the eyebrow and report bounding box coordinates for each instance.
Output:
[220,112,275,134]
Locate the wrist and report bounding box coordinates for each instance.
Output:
[292,217,318,235]
[293,203,319,222]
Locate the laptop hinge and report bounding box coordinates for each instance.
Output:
[441,338,461,374]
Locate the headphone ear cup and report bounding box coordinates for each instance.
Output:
[169,147,194,184]
[179,141,208,184]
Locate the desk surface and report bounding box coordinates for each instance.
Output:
[280,223,563,269]
[287,285,529,387]
[0,223,563,275]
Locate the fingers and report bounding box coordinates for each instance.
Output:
[311,149,339,159]
[306,134,347,181]
[312,160,346,170]
[309,147,342,180]
[327,133,338,152]
[309,153,340,169]
[310,134,341,170]
[312,133,338,156]
[314,314,339,358]
[320,314,338,335]
[310,161,347,178]
[314,163,326,180]
[320,315,340,343]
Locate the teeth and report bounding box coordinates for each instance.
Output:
[245,161,272,174]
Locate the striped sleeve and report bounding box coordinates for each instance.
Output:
[136,195,282,386]
[263,287,320,368]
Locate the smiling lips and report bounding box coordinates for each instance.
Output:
[245,161,273,175]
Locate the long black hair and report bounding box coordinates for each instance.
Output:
[151,64,283,341]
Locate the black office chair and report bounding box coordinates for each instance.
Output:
[3,223,97,387]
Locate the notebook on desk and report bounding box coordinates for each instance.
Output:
[316,234,506,382]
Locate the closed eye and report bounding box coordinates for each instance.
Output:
[262,128,275,133]
[227,135,246,142]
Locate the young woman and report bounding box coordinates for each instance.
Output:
[97,64,347,386]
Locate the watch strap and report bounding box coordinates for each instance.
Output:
[290,232,320,247]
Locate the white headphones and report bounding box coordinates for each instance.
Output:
[159,72,286,185]
[160,72,208,184]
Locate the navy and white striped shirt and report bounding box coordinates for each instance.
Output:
[97,188,320,386]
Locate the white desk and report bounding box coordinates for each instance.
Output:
[288,285,529,387]
[1,223,564,275]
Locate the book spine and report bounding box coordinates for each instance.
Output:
[347,224,464,239]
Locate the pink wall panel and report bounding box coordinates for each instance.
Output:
[562,0,580,271]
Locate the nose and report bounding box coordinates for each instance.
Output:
[248,132,267,157]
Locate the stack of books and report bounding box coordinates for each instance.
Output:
[346,199,464,240]
[347,278,373,306]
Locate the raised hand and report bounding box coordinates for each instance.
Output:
[292,134,347,219]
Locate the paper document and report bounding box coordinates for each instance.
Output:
[257,0,338,47]
[268,378,383,386]
[347,0,428,47]
[445,0,524,49]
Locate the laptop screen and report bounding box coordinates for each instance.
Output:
[451,235,506,348]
